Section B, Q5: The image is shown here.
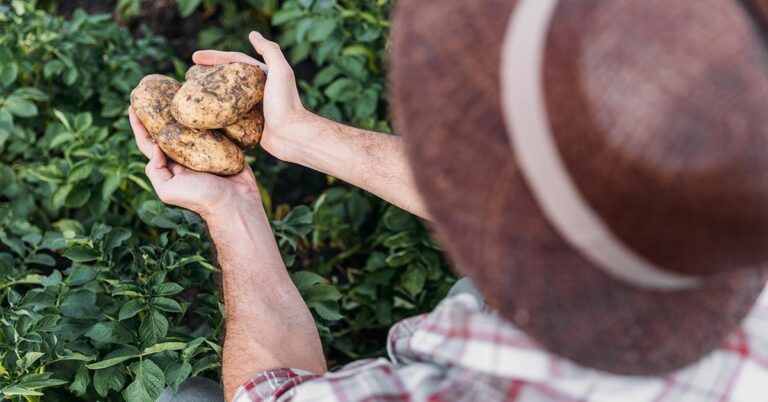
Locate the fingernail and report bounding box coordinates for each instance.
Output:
[250,31,263,39]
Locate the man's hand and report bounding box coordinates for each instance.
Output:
[194,31,431,220]
[128,107,260,219]
[193,32,314,164]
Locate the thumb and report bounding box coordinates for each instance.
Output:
[249,31,292,76]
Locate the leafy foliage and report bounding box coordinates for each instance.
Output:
[0,0,455,400]
[275,0,391,130]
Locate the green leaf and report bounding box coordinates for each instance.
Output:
[304,284,342,302]
[102,174,122,199]
[385,249,417,267]
[86,347,139,370]
[400,265,426,297]
[54,350,94,362]
[65,185,92,208]
[62,245,100,262]
[64,67,78,86]
[86,322,114,343]
[324,78,360,102]
[22,352,45,370]
[151,297,182,313]
[68,266,96,285]
[74,112,92,131]
[27,253,56,266]
[52,109,72,131]
[313,65,340,86]
[86,321,133,343]
[190,355,220,377]
[1,386,43,396]
[105,227,132,250]
[291,271,325,291]
[181,337,206,361]
[43,60,65,78]
[13,87,49,101]
[69,365,89,396]
[93,365,126,397]
[142,342,186,355]
[123,360,165,402]
[6,95,37,117]
[51,183,73,209]
[272,8,304,25]
[309,300,343,321]
[16,373,68,390]
[60,289,101,318]
[68,161,94,183]
[164,361,192,393]
[139,310,168,344]
[0,63,18,86]
[152,282,183,296]
[119,299,145,320]
[308,18,337,42]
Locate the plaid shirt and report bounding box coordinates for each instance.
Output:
[234,287,768,402]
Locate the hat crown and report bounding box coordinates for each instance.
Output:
[543,0,768,276]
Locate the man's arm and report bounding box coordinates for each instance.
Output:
[129,110,325,401]
[205,199,326,400]
[193,32,430,220]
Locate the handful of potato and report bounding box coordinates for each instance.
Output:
[130,63,266,176]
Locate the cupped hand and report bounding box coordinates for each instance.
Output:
[191,31,315,163]
[128,107,260,218]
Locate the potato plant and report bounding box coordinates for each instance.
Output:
[0,0,455,400]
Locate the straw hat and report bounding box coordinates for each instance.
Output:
[391,0,768,374]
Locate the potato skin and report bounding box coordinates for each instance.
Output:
[222,106,264,149]
[171,62,266,129]
[130,75,181,136]
[155,123,244,176]
[185,64,213,81]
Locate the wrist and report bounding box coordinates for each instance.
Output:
[270,109,324,166]
[200,192,262,224]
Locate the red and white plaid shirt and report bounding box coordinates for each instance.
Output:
[234,287,768,402]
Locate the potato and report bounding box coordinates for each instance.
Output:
[155,123,244,176]
[171,62,266,129]
[222,106,264,149]
[130,75,181,136]
[185,64,212,81]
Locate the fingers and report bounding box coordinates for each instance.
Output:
[192,50,267,72]
[169,161,187,176]
[128,107,155,158]
[248,31,292,77]
[145,146,173,199]
[236,162,257,182]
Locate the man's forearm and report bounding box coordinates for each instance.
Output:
[285,114,430,220]
[204,202,326,400]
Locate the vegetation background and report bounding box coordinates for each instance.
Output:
[0,0,456,400]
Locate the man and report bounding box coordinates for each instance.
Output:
[132,1,768,401]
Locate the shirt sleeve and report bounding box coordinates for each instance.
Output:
[232,368,319,402]
[232,358,438,402]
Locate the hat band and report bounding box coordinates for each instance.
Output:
[499,0,702,290]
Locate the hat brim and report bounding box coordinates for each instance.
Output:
[390,0,768,374]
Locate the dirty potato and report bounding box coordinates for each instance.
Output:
[130,75,181,136]
[222,106,264,149]
[185,64,213,81]
[171,62,266,129]
[155,123,244,176]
